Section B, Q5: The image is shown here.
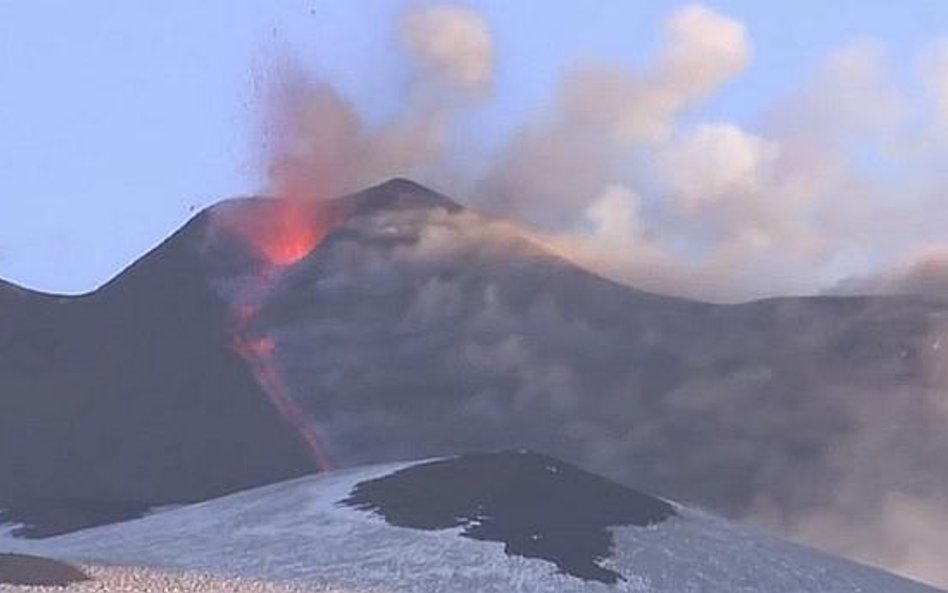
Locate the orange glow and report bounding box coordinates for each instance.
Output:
[219,197,339,471]
[233,329,334,472]
[255,201,322,265]
[221,199,337,267]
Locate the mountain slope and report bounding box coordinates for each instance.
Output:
[0,211,314,530]
[1,452,938,593]
[245,180,948,525]
[3,179,948,578]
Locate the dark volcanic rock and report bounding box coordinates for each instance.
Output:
[0,499,153,539]
[0,211,315,532]
[342,450,676,584]
[0,553,89,586]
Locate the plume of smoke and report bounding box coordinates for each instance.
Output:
[265,5,492,202]
[267,79,362,202]
[261,3,948,303]
[479,3,751,232]
[254,2,948,586]
[561,4,750,144]
[485,31,948,303]
[401,5,493,93]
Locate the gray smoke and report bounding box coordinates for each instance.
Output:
[261,3,948,305]
[248,3,948,586]
[243,189,948,587]
[263,5,491,203]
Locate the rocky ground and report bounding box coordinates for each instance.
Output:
[1,564,346,593]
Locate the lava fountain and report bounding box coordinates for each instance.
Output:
[232,200,331,265]
[216,199,339,471]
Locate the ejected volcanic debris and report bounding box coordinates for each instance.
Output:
[341,450,677,584]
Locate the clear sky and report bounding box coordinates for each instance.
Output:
[4,0,948,293]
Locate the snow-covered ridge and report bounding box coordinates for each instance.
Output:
[0,452,939,593]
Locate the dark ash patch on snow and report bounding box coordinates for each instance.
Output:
[0,498,152,538]
[0,554,90,586]
[341,451,676,584]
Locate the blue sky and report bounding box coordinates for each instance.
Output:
[3,0,948,293]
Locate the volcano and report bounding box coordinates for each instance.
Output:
[0,207,317,534]
[3,179,948,574]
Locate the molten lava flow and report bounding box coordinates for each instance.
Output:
[233,328,334,472]
[218,198,340,471]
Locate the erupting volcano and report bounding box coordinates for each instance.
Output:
[225,199,335,267]
[219,198,339,471]
[5,179,948,590]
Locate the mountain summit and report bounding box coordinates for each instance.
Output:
[3,180,948,579]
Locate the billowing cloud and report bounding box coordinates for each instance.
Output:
[561,4,750,144]
[261,3,948,305]
[266,79,361,202]
[401,5,493,93]
[253,3,948,586]
[481,32,948,304]
[658,3,751,108]
[265,4,493,202]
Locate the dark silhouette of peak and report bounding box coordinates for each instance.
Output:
[199,179,461,231]
[0,278,30,308]
[0,206,315,532]
[346,178,464,215]
[0,278,26,295]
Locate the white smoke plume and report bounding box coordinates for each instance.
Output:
[263,3,948,304]
[265,5,492,203]
[401,5,493,92]
[561,4,750,145]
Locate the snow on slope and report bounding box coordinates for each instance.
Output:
[0,452,940,593]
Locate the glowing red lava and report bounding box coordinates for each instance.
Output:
[224,199,336,266]
[233,330,334,472]
[253,201,322,265]
[219,198,340,471]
